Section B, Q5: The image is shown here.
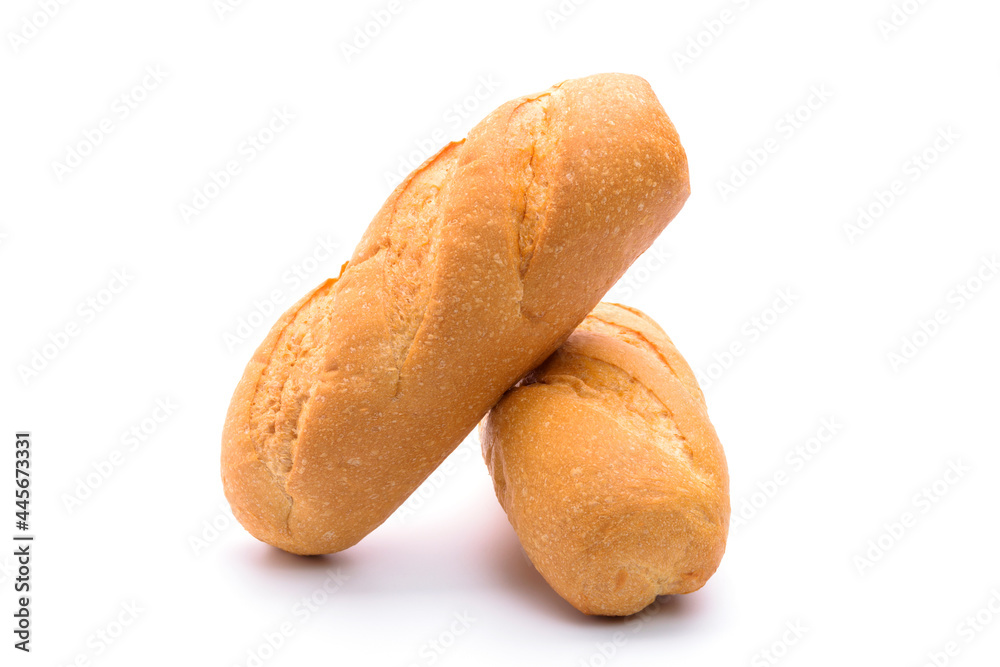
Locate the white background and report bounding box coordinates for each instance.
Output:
[2,0,999,665]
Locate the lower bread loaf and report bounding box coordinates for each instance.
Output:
[222,74,690,555]
[481,302,729,616]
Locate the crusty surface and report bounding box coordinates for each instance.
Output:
[222,74,690,555]
[481,303,729,616]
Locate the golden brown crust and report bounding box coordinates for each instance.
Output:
[482,303,729,616]
[221,74,690,555]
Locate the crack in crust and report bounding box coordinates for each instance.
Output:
[247,277,342,522]
[387,92,559,394]
[500,92,560,321]
[510,94,554,280]
[527,350,694,462]
[521,308,715,486]
[580,313,705,406]
[247,141,463,510]
[381,148,461,395]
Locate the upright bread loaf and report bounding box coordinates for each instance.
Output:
[222,74,690,555]
[481,303,729,616]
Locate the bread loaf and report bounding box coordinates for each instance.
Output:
[481,303,729,616]
[222,74,690,555]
